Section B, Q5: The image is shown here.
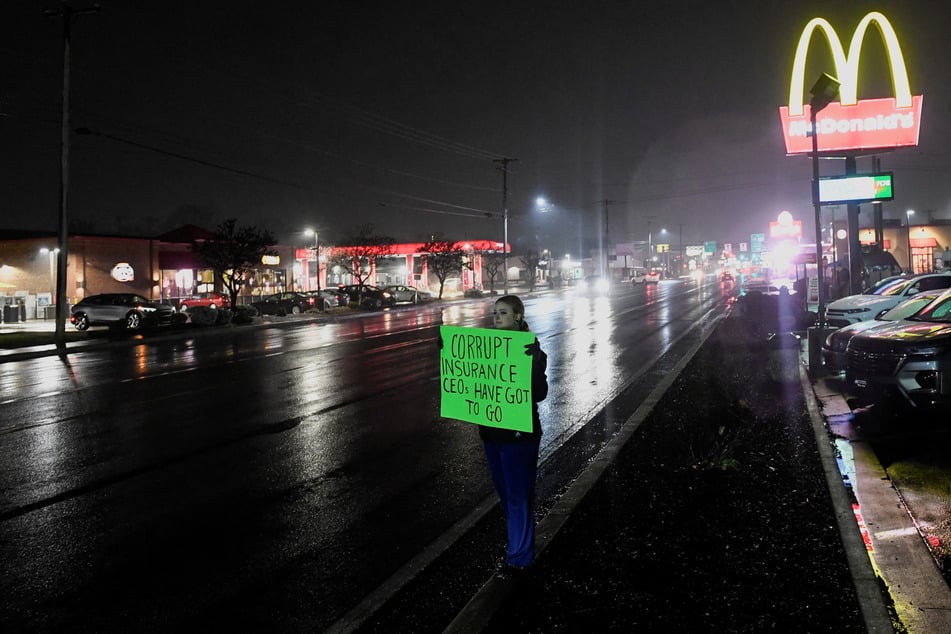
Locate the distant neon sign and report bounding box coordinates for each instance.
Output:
[778,11,922,154]
[769,221,803,239]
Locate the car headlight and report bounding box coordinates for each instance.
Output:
[843,308,871,314]
[829,336,849,352]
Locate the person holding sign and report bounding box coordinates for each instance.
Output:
[482,295,548,573]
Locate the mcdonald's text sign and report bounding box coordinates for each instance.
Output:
[779,11,922,155]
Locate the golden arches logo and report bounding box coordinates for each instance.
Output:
[788,11,912,116]
[779,11,921,154]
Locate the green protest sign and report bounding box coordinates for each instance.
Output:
[439,325,535,432]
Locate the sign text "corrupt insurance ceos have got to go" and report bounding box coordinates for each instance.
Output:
[439,325,534,432]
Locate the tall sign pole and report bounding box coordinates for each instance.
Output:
[811,107,826,329]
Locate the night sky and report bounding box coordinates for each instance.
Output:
[2,0,949,254]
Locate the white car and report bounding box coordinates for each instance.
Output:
[824,272,951,328]
[382,284,432,303]
[644,270,661,284]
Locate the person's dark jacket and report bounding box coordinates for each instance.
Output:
[478,334,548,444]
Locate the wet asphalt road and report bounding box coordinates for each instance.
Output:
[0,280,731,631]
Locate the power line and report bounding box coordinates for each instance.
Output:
[74,127,301,188]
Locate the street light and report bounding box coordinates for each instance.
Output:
[304,228,320,291]
[906,209,915,273]
[809,72,840,330]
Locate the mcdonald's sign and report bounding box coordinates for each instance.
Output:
[778,11,922,155]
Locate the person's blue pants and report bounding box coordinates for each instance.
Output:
[483,439,540,567]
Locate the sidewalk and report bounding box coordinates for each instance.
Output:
[442,343,951,633]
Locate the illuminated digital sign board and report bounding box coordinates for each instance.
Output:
[818,173,893,205]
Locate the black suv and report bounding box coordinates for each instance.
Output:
[846,287,951,410]
[70,293,175,331]
[338,285,395,309]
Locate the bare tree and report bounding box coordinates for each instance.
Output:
[520,249,541,292]
[418,236,464,299]
[328,224,396,305]
[192,218,277,312]
[480,251,505,294]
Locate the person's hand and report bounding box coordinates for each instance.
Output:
[436,335,444,350]
[524,341,541,357]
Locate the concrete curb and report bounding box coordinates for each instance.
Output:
[800,364,894,633]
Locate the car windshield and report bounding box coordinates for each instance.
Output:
[864,276,902,294]
[910,292,951,323]
[875,278,915,296]
[880,293,939,321]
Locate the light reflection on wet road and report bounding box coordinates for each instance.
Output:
[0,280,729,631]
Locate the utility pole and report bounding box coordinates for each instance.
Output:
[598,199,617,276]
[494,157,516,294]
[45,2,100,346]
[645,215,657,269]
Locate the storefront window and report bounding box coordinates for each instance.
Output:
[161,269,194,300]
[245,268,286,297]
[197,268,215,293]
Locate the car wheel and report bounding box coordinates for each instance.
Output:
[74,313,89,331]
[291,305,301,315]
[126,312,142,330]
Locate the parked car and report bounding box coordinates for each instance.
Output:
[338,284,395,309]
[845,287,951,410]
[179,292,231,311]
[304,289,348,309]
[251,292,316,315]
[824,272,951,328]
[70,293,175,331]
[383,284,432,303]
[644,270,661,284]
[822,290,944,373]
[738,278,787,296]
